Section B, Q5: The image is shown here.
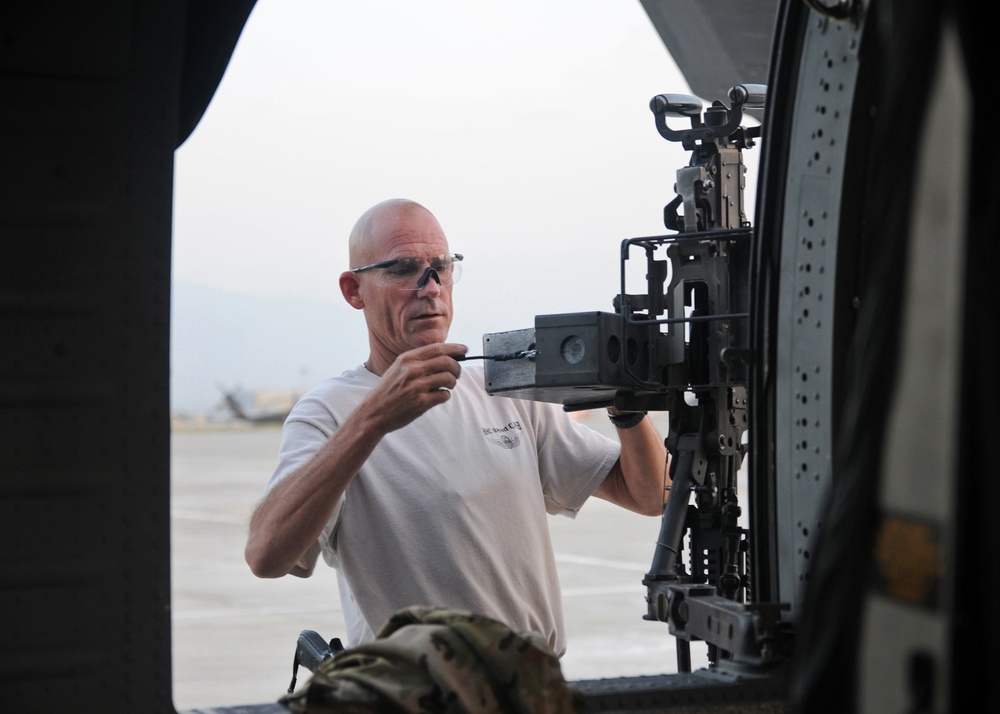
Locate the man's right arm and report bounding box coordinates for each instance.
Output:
[244,406,385,579]
[244,343,465,579]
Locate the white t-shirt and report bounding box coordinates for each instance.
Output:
[265,362,620,656]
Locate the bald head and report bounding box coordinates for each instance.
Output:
[348,199,439,269]
[339,199,456,373]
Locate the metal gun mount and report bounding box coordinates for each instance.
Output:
[484,84,792,674]
[653,83,764,234]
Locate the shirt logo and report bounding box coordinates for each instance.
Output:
[482,420,523,449]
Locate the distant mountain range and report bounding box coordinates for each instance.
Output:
[170,281,367,415]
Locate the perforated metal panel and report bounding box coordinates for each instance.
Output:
[774,12,865,619]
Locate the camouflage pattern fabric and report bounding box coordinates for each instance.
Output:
[281,606,584,713]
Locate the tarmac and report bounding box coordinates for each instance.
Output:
[170,412,714,711]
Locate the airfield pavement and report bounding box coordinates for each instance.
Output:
[170,411,717,711]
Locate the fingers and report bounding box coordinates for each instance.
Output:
[392,343,466,382]
[420,342,469,368]
[365,344,468,433]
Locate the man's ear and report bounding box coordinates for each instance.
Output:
[339,272,364,310]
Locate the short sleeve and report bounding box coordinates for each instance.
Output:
[530,401,621,516]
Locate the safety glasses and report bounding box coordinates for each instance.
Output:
[350,253,463,290]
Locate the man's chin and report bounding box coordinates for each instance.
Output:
[408,324,449,346]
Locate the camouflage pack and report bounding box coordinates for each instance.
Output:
[281,606,584,713]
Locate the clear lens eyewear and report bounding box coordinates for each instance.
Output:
[351,253,463,290]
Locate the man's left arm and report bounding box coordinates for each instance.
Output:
[592,413,668,516]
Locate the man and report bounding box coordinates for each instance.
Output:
[245,198,668,656]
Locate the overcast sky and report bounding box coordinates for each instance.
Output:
[170,0,758,411]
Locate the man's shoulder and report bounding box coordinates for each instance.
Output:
[316,364,370,389]
[288,365,373,418]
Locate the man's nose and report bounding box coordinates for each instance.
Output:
[415,267,443,294]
